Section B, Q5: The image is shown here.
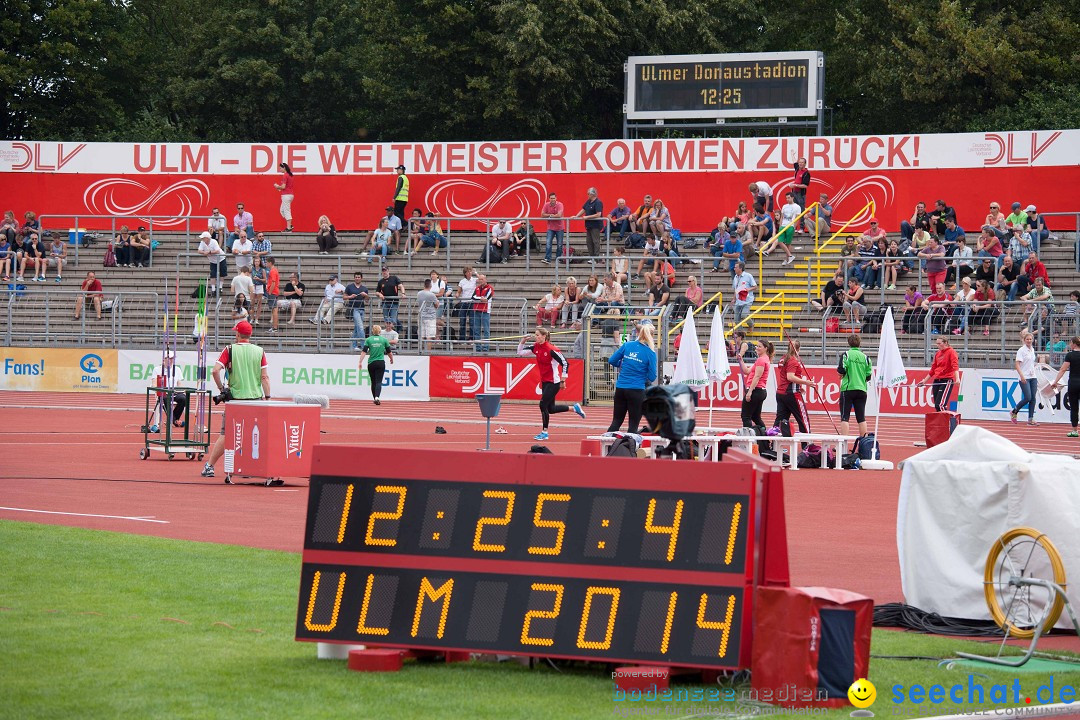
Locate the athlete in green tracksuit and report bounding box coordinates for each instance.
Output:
[837,333,872,437]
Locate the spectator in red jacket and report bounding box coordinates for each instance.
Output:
[1021,252,1050,288]
[919,336,960,411]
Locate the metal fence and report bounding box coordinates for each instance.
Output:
[5,290,161,347]
[1,285,531,355]
[583,303,673,406]
[814,300,1075,367]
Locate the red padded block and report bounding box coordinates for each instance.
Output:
[612,666,670,693]
[443,651,470,663]
[579,439,602,456]
[925,411,961,448]
[347,648,404,672]
[751,586,873,708]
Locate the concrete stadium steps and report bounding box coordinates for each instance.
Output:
[5,227,1079,362]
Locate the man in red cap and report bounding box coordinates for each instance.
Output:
[201,320,272,482]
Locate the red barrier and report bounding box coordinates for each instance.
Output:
[428,356,584,402]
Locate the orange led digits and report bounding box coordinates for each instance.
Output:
[576,586,621,650]
[356,573,390,636]
[411,577,454,639]
[472,490,516,552]
[336,484,354,544]
[527,493,571,555]
[365,485,407,547]
[724,502,743,565]
[660,591,678,654]
[645,498,684,561]
[304,570,346,632]
[521,583,564,646]
[696,593,737,658]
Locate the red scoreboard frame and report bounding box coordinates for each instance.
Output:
[295,446,789,671]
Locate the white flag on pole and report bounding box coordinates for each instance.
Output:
[670,309,709,392]
[705,305,731,382]
[874,306,908,388]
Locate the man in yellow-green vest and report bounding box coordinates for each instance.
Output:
[201,320,272,483]
[392,165,409,229]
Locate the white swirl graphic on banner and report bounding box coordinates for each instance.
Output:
[424,179,548,227]
[83,178,211,227]
[772,175,895,229]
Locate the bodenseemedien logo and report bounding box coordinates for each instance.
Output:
[849,678,876,717]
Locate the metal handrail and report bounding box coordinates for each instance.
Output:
[756,202,820,287]
[731,291,786,336]
[668,291,723,336]
[3,289,160,348]
[39,213,221,267]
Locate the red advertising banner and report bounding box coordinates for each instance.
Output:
[680,364,959,416]
[2,131,1077,234]
[429,356,585,402]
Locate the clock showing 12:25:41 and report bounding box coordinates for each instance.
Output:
[295,446,761,670]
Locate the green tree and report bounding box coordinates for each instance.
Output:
[1,0,141,139]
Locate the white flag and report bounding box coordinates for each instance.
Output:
[705,305,731,382]
[874,307,908,388]
[671,309,709,392]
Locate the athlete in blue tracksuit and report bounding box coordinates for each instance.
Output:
[607,323,658,433]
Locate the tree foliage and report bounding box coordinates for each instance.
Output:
[3,0,1078,141]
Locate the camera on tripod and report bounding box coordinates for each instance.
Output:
[642,384,697,460]
[212,388,233,405]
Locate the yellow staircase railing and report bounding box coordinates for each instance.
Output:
[743,200,876,339]
[747,203,821,339]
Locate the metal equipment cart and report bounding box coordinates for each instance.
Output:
[140,387,213,460]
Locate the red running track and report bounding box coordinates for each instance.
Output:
[2,390,1078,651]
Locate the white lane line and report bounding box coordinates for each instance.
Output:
[0,507,169,524]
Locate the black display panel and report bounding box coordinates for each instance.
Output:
[296,564,745,669]
[305,477,749,574]
[627,52,821,120]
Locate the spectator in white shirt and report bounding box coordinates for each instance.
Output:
[232,232,254,270]
[490,220,513,263]
[748,181,774,212]
[207,207,227,240]
[312,273,346,324]
[197,231,227,295]
[231,265,255,299]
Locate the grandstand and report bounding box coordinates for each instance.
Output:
[4,218,1077,369]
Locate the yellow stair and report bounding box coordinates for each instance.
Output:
[744,245,843,339]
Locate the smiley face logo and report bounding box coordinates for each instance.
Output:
[848,678,876,709]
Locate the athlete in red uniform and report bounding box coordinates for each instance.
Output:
[919,336,960,411]
[517,326,585,441]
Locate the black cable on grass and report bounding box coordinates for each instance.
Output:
[874,602,1004,637]
[871,654,944,661]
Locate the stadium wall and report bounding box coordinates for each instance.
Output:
[2,130,1078,233]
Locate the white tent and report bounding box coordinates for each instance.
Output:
[897,424,1080,629]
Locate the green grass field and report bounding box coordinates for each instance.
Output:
[2,519,1078,719]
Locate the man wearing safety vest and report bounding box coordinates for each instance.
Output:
[392,165,409,228]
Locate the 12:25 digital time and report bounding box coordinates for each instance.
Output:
[700,88,743,105]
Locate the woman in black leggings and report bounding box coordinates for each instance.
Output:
[738,339,773,430]
[517,327,585,441]
[1050,336,1080,437]
[359,324,394,405]
[773,339,813,438]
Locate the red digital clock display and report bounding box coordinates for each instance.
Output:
[295,447,764,670]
